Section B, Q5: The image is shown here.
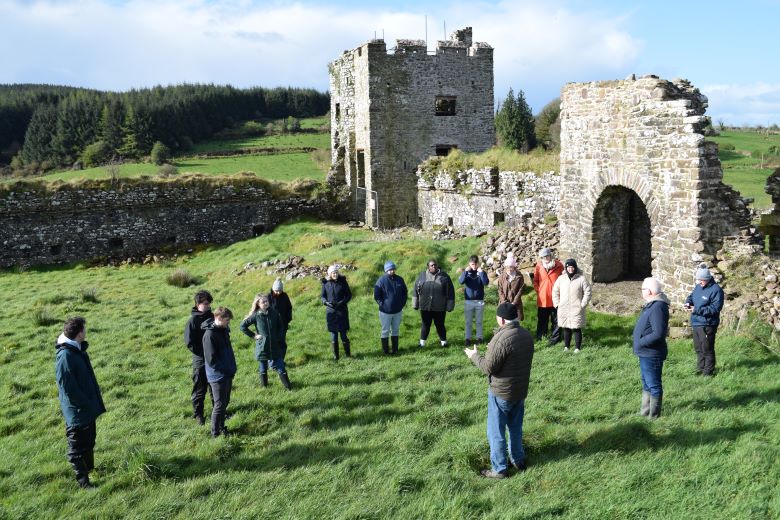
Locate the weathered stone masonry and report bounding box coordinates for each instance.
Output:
[0,179,332,268]
[558,76,751,304]
[329,27,495,228]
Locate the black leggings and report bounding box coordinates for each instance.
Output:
[420,310,447,341]
[562,328,582,350]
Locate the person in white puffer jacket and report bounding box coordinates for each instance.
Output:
[552,258,592,353]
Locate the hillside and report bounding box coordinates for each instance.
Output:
[1,220,777,518]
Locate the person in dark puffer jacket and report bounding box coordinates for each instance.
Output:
[55,316,106,489]
[465,303,534,479]
[183,290,214,425]
[267,278,293,360]
[684,265,724,376]
[202,307,237,438]
[321,264,352,360]
[374,260,408,355]
[413,259,455,347]
[633,278,669,419]
[240,293,291,390]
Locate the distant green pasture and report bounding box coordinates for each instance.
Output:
[713,130,780,208]
[190,132,330,154]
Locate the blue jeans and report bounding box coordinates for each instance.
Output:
[639,356,664,397]
[259,359,286,375]
[487,390,526,473]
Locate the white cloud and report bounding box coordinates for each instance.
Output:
[702,82,780,127]
[0,0,640,111]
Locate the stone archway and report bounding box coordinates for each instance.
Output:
[591,185,652,282]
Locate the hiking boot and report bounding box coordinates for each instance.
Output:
[476,337,484,344]
[510,460,527,472]
[480,469,508,479]
[465,338,472,347]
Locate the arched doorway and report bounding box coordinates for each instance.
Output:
[592,186,652,282]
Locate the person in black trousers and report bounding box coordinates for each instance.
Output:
[202,307,238,437]
[412,259,455,347]
[55,316,106,488]
[183,290,214,425]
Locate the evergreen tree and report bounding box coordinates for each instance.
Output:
[118,105,141,159]
[495,88,536,152]
[20,104,59,164]
[534,98,561,150]
[99,101,124,154]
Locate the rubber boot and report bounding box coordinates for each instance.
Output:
[260,373,269,388]
[638,391,651,416]
[391,336,399,355]
[343,339,351,357]
[332,341,339,361]
[85,450,95,472]
[649,395,662,419]
[381,337,390,355]
[279,372,292,391]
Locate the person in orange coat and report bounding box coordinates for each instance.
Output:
[532,248,563,344]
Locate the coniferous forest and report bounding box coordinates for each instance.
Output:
[0,84,330,172]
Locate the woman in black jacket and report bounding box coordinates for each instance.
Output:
[321,264,352,360]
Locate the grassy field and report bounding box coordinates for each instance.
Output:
[711,130,780,208]
[189,132,329,154]
[1,220,778,519]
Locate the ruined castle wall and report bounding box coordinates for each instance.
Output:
[417,169,560,234]
[0,179,332,267]
[558,76,745,303]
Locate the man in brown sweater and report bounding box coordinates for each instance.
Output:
[464,302,534,479]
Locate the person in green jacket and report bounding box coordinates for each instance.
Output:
[240,293,291,390]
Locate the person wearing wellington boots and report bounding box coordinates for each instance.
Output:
[55,316,106,489]
[267,278,293,360]
[633,278,669,419]
[458,255,490,346]
[374,260,408,355]
[684,265,724,376]
[202,307,237,437]
[240,293,291,390]
[321,264,352,360]
[552,258,592,353]
[413,259,455,347]
[183,290,214,425]
[464,303,534,479]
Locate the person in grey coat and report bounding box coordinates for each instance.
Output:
[413,259,455,347]
[465,303,534,479]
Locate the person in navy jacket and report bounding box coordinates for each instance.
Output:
[458,255,490,345]
[684,265,724,376]
[632,278,669,419]
[374,260,408,355]
[202,307,237,437]
[55,316,106,488]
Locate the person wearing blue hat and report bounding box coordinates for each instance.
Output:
[374,260,408,354]
[684,264,724,376]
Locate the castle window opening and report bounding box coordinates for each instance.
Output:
[50,244,63,256]
[335,103,340,119]
[356,150,366,188]
[493,212,505,225]
[435,96,457,116]
[435,145,456,157]
[108,237,123,249]
[448,217,453,227]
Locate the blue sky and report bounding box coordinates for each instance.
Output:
[1,0,778,125]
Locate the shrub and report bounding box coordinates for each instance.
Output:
[166,268,196,288]
[157,164,179,177]
[150,141,171,165]
[32,306,58,327]
[81,141,112,167]
[720,143,736,151]
[534,98,561,150]
[79,287,100,303]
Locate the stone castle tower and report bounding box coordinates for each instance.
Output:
[328,27,495,228]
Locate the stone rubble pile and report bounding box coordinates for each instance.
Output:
[236,255,356,280]
[478,216,559,278]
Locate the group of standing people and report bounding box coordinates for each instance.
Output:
[53,251,725,487]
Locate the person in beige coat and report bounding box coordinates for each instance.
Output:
[552,258,592,353]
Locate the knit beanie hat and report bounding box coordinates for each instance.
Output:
[504,254,517,267]
[272,278,283,291]
[695,265,713,281]
[564,258,578,270]
[384,260,397,272]
[539,247,553,258]
[327,264,339,276]
[496,302,518,320]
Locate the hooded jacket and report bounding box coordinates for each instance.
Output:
[240,307,285,361]
[497,270,525,321]
[374,272,408,314]
[202,319,237,383]
[267,290,293,330]
[552,270,592,329]
[55,336,106,428]
[458,268,490,301]
[633,293,670,360]
[321,275,352,332]
[470,321,534,402]
[533,260,564,307]
[184,307,214,363]
[685,280,724,328]
[413,269,455,312]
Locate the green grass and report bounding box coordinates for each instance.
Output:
[713,130,780,208]
[1,220,778,518]
[190,132,330,154]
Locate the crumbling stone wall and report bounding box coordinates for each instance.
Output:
[417,168,559,234]
[329,27,495,228]
[558,76,751,304]
[0,179,334,267]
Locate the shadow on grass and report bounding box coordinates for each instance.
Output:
[529,421,763,466]
[728,357,779,370]
[679,387,780,411]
